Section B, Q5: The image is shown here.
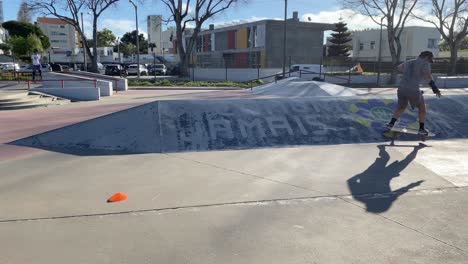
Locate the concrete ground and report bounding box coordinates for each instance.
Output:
[1,87,467,263]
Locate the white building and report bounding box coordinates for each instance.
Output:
[162,26,176,54]
[37,17,80,61]
[49,47,121,64]
[0,0,4,23]
[0,27,5,55]
[147,15,162,55]
[351,26,440,62]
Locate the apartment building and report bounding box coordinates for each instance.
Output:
[185,12,334,68]
[351,26,441,62]
[36,17,80,61]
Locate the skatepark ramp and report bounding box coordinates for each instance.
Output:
[11,95,468,154]
[251,77,366,97]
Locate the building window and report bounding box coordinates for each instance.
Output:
[427,38,437,49]
[370,41,376,50]
[359,43,364,51]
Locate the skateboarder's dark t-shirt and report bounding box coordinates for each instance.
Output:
[398,58,431,97]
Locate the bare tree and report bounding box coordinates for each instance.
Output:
[17,0,33,23]
[29,0,120,72]
[342,0,418,83]
[413,0,468,75]
[161,0,240,76]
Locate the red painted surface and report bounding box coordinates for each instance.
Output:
[234,53,248,68]
[203,35,211,52]
[227,30,236,49]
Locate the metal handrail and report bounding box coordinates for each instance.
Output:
[247,66,356,90]
[1,78,99,90]
[247,71,296,90]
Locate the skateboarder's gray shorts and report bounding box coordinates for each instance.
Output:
[397,90,424,109]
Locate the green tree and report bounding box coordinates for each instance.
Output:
[121,30,148,53]
[328,20,352,57]
[439,37,468,51]
[8,34,43,61]
[8,36,29,57]
[2,20,50,50]
[97,28,116,47]
[119,43,137,56]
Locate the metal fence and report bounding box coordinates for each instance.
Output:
[323,56,468,75]
[0,71,41,81]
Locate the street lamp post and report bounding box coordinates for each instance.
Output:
[377,15,386,87]
[282,0,288,77]
[129,0,140,79]
[81,12,87,71]
[117,37,121,63]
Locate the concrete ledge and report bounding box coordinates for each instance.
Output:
[70,71,128,91]
[435,76,468,88]
[41,72,114,96]
[31,87,100,101]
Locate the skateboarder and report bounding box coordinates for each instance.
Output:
[31,49,42,81]
[386,51,442,136]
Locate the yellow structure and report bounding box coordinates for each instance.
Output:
[236,28,248,49]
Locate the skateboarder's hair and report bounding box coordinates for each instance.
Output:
[419,51,434,63]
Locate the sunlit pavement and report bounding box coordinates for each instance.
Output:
[0,87,467,263]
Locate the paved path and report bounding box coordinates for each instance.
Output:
[0,87,467,263]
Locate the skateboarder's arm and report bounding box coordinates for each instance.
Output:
[422,64,441,97]
[429,80,441,97]
[397,62,406,73]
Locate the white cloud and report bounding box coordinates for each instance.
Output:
[302,8,437,31]
[100,19,147,38]
[210,16,282,29]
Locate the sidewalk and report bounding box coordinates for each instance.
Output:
[0,142,467,263]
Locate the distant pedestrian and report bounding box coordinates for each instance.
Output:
[386,51,442,136]
[31,49,42,81]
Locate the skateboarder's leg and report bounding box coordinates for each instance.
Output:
[418,93,426,123]
[387,95,407,128]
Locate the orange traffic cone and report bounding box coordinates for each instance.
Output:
[357,63,364,73]
[107,192,128,203]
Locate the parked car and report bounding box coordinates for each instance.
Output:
[105,64,127,76]
[18,64,34,72]
[127,64,148,76]
[1,63,20,71]
[41,63,51,72]
[50,63,63,72]
[148,64,167,76]
[169,64,181,76]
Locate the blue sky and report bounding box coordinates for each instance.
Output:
[4,0,431,38]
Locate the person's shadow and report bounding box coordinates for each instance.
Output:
[347,143,426,213]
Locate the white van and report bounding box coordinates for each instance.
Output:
[290,64,324,73]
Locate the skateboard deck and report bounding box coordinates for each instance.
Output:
[383,126,434,142]
[390,126,435,137]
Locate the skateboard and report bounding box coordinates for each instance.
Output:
[383,126,435,142]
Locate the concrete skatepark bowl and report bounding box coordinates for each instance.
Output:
[2,78,468,264]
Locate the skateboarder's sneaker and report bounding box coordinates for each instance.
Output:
[386,123,394,130]
[418,128,430,136]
